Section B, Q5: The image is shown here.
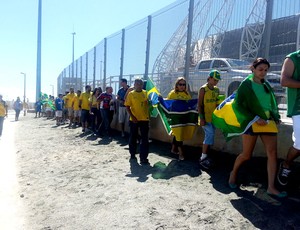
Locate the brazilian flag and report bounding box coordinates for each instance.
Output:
[212,93,259,140]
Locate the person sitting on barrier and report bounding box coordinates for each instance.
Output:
[167,77,192,161]
[228,57,286,197]
[198,70,221,170]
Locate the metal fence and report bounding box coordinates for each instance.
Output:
[57,0,300,118]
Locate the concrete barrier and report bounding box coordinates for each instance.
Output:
[147,116,294,160]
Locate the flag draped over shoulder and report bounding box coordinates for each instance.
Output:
[40,92,55,110]
[212,93,258,140]
[146,79,198,141]
[212,74,280,141]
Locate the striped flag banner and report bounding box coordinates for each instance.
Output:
[146,79,198,141]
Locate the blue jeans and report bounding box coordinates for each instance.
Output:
[99,109,111,135]
[129,121,149,160]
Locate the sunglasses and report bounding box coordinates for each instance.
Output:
[178,83,186,86]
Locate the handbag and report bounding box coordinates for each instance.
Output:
[252,120,278,133]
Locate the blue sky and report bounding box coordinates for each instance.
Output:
[0,0,177,101]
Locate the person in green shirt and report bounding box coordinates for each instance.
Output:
[228,58,286,198]
[277,50,300,186]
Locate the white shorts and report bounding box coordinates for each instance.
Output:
[118,107,128,123]
[68,108,74,117]
[56,110,62,117]
[74,110,81,118]
[292,115,300,150]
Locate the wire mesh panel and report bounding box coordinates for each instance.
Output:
[57,0,299,120]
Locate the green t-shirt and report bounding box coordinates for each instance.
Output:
[251,80,272,119]
[286,50,300,117]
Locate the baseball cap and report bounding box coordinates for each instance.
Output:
[209,70,221,80]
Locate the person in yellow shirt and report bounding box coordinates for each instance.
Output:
[167,77,192,160]
[79,85,92,132]
[72,90,81,127]
[125,78,150,164]
[65,87,77,127]
[0,94,8,137]
[198,70,221,170]
[89,87,101,133]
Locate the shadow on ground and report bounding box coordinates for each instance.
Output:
[147,139,300,229]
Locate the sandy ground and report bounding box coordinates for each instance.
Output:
[1,111,300,230]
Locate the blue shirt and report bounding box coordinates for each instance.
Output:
[55,98,63,111]
[117,86,129,107]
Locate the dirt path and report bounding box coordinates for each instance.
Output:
[1,112,300,229]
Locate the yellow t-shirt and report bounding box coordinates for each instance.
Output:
[90,95,99,108]
[167,90,191,100]
[125,90,149,121]
[72,95,80,111]
[65,93,77,108]
[0,100,7,117]
[79,92,92,110]
[201,84,219,123]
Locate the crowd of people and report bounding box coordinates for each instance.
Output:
[0,50,299,197]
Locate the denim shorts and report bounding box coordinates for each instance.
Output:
[202,122,216,145]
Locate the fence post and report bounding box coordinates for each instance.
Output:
[184,0,194,82]
[144,15,152,81]
[120,29,125,84]
[103,38,107,90]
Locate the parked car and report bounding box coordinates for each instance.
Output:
[158,58,285,101]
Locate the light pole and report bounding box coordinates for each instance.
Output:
[72,31,76,88]
[20,72,26,116]
[50,84,54,97]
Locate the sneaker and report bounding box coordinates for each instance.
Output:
[277,162,291,186]
[199,158,212,170]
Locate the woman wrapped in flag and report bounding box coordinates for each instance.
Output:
[213,58,286,197]
[167,77,192,160]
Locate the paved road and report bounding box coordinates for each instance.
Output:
[0,111,25,230]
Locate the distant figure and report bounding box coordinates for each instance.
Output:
[125,78,150,165]
[13,97,22,121]
[55,94,64,126]
[35,100,42,118]
[277,50,300,186]
[65,87,77,127]
[79,85,92,133]
[97,86,113,137]
[0,94,8,137]
[117,78,130,137]
[72,90,82,127]
[90,88,101,133]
